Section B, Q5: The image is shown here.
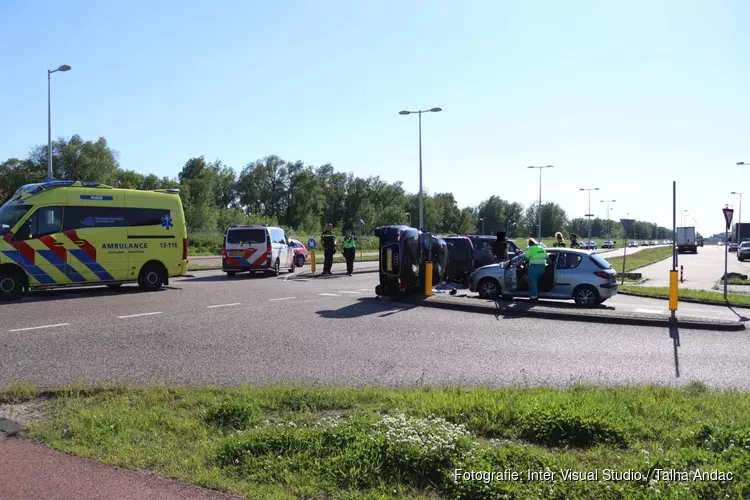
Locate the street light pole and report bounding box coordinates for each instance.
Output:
[731,192,742,229]
[47,64,72,180]
[399,107,442,230]
[528,165,553,240]
[479,218,485,235]
[580,187,600,242]
[601,199,616,238]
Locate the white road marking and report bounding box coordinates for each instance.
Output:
[633,308,664,314]
[9,323,69,333]
[338,291,362,294]
[117,312,163,319]
[318,293,341,297]
[269,297,296,302]
[207,303,241,309]
[359,288,372,291]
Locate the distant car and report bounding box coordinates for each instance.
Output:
[289,238,309,267]
[582,241,598,250]
[468,248,618,306]
[628,241,638,248]
[737,242,750,261]
[601,241,615,249]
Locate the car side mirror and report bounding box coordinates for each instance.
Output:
[0,224,8,236]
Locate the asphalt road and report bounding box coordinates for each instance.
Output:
[2,270,749,389]
[637,244,750,291]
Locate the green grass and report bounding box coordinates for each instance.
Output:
[605,246,673,273]
[7,383,750,499]
[620,285,750,307]
[727,277,750,286]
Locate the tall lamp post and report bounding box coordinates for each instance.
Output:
[48,64,72,180]
[478,218,485,235]
[731,192,742,230]
[580,187,600,243]
[528,165,554,240]
[399,107,442,230]
[506,219,513,238]
[601,199,616,238]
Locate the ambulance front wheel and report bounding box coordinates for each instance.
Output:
[0,267,24,300]
[138,263,165,292]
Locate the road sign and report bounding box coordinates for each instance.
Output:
[307,238,317,250]
[723,208,734,231]
[359,219,366,232]
[620,219,635,232]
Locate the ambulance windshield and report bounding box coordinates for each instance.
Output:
[0,202,31,233]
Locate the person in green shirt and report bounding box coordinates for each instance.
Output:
[342,229,357,276]
[524,238,548,302]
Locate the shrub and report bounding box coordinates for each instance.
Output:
[519,407,628,448]
[205,400,262,431]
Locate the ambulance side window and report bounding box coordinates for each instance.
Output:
[14,207,63,240]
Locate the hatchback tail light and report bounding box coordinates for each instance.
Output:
[183,238,189,260]
[594,271,611,280]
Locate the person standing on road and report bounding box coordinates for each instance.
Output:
[524,238,548,303]
[321,223,336,275]
[553,232,566,247]
[569,233,581,249]
[342,229,357,276]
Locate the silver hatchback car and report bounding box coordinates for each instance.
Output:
[468,248,619,307]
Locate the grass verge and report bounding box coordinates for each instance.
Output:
[605,246,673,273]
[6,383,750,499]
[620,285,750,307]
[727,277,750,286]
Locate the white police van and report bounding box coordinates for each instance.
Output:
[221,225,295,277]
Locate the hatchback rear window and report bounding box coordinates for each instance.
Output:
[227,229,266,244]
[589,253,612,269]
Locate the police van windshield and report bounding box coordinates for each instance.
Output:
[227,228,266,245]
[0,203,31,232]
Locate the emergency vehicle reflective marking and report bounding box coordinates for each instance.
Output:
[268,297,296,302]
[3,234,36,264]
[63,230,97,261]
[69,249,115,281]
[206,303,241,308]
[1,251,56,284]
[117,312,163,319]
[36,250,87,282]
[9,323,69,332]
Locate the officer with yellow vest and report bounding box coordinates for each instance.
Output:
[342,229,357,276]
[321,223,336,275]
[524,238,548,303]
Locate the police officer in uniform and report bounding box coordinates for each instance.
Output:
[321,223,336,274]
[342,229,357,276]
[569,233,581,249]
[553,231,566,247]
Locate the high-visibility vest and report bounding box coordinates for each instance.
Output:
[525,244,548,265]
[343,236,356,249]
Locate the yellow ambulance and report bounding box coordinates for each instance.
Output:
[0,180,188,299]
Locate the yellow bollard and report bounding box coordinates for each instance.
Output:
[310,250,316,274]
[669,270,678,311]
[424,262,433,296]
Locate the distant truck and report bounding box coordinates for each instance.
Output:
[733,223,750,244]
[675,226,697,254]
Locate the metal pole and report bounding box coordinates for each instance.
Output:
[673,182,677,270]
[587,191,592,243]
[482,219,485,235]
[537,168,542,240]
[418,111,423,231]
[47,70,53,180]
[725,228,729,300]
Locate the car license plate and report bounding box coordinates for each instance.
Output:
[229,250,244,257]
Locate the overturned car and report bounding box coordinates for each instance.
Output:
[374,225,447,296]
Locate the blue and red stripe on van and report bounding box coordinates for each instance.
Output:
[223,248,270,268]
[63,230,115,281]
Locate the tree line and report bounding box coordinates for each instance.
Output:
[1,134,673,240]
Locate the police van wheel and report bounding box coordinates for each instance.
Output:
[0,269,23,300]
[138,264,164,292]
[273,259,280,277]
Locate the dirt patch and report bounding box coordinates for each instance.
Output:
[0,398,51,428]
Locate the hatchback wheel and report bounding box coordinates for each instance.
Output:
[477,278,500,299]
[573,285,599,307]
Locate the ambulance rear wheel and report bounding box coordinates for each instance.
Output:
[0,268,23,300]
[138,263,164,292]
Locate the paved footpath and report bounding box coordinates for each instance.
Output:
[0,436,240,500]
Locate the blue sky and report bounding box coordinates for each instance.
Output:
[2,0,749,234]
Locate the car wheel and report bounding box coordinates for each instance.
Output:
[295,255,305,268]
[573,285,600,307]
[227,271,237,277]
[477,278,500,299]
[273,259,280,277]
[0,268,24,300]
[138,263,165,292]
